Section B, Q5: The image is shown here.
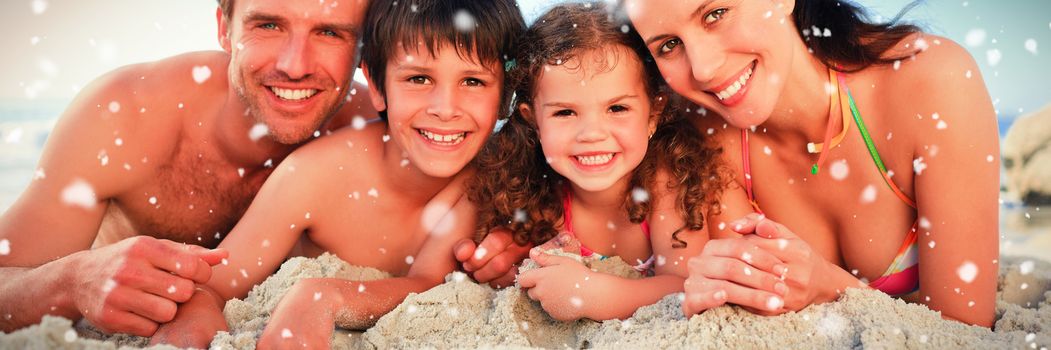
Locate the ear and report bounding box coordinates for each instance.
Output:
[217,8,232,53]
[361,63,388,112]
[517,103,535,122]
[775,0,795,16]
[648,94,667,136]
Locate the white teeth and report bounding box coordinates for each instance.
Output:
[270,87,318,101]
[575,153,614,166]
[417,129,466,145]
[715,66,753,101]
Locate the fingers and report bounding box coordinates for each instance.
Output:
[700,239,785,276]
[194,247,229,266]
[453,239,477,266]
[463,229,517,271]
[516,269,539,289]
[93,307,160,337]
[142,240,216,284]
[727,213,765,234]
[488,268,518,289]
[114,266,196,303]
[690,256,788,296]
[471,250,518,283]
[111,287,179,323]
[712,280,785,312]
[753,219,795,240]
[682,288,728,316]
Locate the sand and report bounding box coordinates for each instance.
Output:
[3,253,1050,349]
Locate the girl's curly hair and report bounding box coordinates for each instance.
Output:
[467,2,730,248]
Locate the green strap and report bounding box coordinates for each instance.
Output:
[841,80,889,175]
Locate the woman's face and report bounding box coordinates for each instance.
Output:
[625,0,799,129]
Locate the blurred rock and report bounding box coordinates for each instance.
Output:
[1003,104,1051,206]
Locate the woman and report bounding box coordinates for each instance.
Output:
[623,0,998,326]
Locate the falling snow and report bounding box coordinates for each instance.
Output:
[829,160,849,181]
[63,329,76,342]
[986,49,1002,66]
[281,329,293,338]
[1024,39,1038,55]
[249,123,269,141]
[0,239,10,256]
[31,0,48,15]
[61,179,97,209]
[192,65,212,84]
[913,157,928,175]
[108,101,120,113]
[453,9,476,33]
[352,116,367,130]
[860,184,877,203]
[1020,260,1034,275]
[631,187,649,203]
[957,260,978,283]
[965,28,986,47]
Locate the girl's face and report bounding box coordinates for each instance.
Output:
[625,0,798,129]
[523,47,658,193]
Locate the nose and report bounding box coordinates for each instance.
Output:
[575,113,609,143]
[275,33,314,80]
[427,84,462,121]
[684,37,725,86]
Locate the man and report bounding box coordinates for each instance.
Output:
[0,0,373,337]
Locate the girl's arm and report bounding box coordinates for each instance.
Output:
[257,190,477,348]
[893,37,998,327]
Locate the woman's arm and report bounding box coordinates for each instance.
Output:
[891,36,999,327]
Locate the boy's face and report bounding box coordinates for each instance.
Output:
[526,48,657,193]
[220,0,368,144]
[369,45,503,178]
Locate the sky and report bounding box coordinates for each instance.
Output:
[0,0,1048,118]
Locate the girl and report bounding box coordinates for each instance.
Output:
[468,2,731,322]
[624,0,999,326]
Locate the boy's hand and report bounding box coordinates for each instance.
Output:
[517,250,595,322]
[257,280,338,350]
[150,286,227,348]
[453,228,531,288]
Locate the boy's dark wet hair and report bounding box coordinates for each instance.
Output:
[361,0,526,118]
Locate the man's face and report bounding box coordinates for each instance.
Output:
[221,0,368,144]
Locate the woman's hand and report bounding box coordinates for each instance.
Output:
[682,225,789,316]
[736,215,867,312]
[517,250,600,322]
[256,279,339,350]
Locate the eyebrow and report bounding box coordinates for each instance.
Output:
[542,94,640,109]
[644,0,717,46]
[243,11,358,34]
[393,65,496,78]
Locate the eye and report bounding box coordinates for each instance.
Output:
[320,30,339,37]
[464,78,485,87]
[704,8,728,24]
[259,22,279,30]
[408,76,430,85]
[658,38,681,55]
[552,109,575,117]
[609,105,629,113]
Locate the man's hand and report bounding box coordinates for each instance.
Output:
[69,236,227,336]
[453,228,531,288]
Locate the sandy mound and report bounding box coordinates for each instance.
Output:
[3,255,1049,349]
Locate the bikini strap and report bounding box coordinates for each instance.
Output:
[836,72,917,208]
[740,130,763,214]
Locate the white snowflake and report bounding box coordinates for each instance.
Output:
[108,101,121,113]
[1020,260,1034,275]
[0,239,10,256]
[474,246,488,260]
[514,208,527,223]
[352,116,368,130]
[829,160,849,181]
[281,329,293,338]
[102,279,117,293]
[957,260,978,283]
[631,187,649,203]
[4,128,23,144]
[31,0,48,15]
[167,285,177,294]
[61,179,97,209]
[860,184,877,203]
[64,329,77,342]
[405,255,414,265]
[766,296,783,311]
[192,66,212,84]
[453,9,477,33]
[965,29,986,47]
[1024,39,1038,55]
[249,123,269,141]
[986,49,1002,66]
[569,296,583,308]
[913,157,927,175]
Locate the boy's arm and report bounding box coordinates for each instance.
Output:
[257,190,476,348]
[0,65,222,335]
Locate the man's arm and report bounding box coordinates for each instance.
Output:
[0,63,223,335]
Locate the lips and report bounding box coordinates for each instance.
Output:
[708,60,757,106]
